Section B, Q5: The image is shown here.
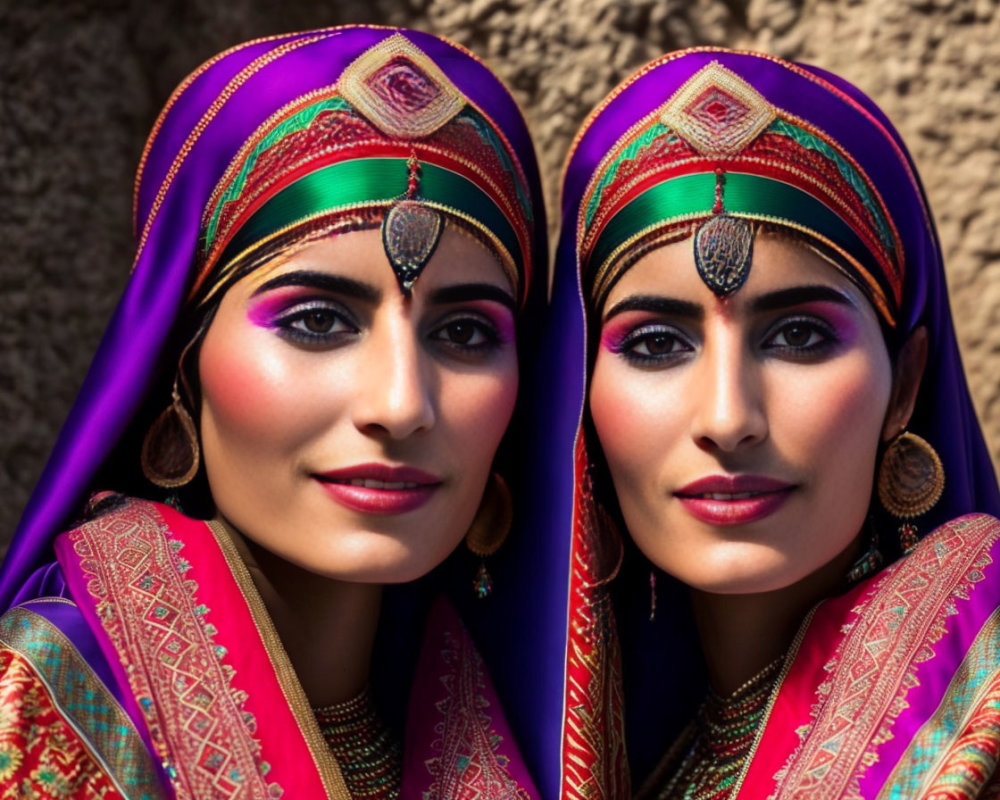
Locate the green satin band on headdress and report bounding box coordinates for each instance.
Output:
[203,96,354,252]
[589,171,892,314]
[214,156,523,293]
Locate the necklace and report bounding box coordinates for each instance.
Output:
[313,686,401,799]
[656,657,783,800]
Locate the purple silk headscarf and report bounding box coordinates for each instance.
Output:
[554,48,1000,781]
[1,27,567,797]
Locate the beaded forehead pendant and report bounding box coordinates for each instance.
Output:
[338,34,466,295]
[381,156,443,294]
[661,63,776,297]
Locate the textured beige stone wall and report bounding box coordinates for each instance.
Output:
[3,0,998,547]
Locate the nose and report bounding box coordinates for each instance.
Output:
[690,329,767,453]
[353,315,435,439]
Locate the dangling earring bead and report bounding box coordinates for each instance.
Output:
[877,430,945,552]
[141,375,200,489]
[846,521,883,585]
[464,473,512,599]
[899,523,919,553]
[649,569,657,622]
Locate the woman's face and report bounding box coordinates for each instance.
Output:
[589,234,896,594]
[198,226,518,583]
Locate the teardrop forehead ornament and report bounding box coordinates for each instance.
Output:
[382,199,444,294]
[660,62,775,297]
[694,213,754,296]
[380,153,444,295]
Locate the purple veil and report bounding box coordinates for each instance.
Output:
[553,48,1000,782]
[1,27,567,797]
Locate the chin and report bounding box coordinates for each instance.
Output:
[669,547,811,595]
[293,537,458,585]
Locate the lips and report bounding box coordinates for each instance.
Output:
[674,474,795,526]
[313,463,442,515]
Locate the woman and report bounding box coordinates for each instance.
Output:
[0,27,556,798]
[553,49,1000,798]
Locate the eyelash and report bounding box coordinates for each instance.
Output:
[271,300,358,347]
[761,316,839,356]
[428,312,504,355]
[615,324,694,365]
[610,314,840,367]
[270,301,506,357]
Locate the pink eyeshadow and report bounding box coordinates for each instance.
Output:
[460,300,516,342]
[246,289,306,327]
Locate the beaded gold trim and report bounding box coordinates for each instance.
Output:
[131,34,328,273]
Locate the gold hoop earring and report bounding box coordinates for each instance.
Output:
[877,430,945,553]
[141,375,200,489]
[464,473,512,599]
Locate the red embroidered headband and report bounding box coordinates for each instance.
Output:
[579,61,904,325]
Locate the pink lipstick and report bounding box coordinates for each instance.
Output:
[674,475,795,526]
[314,463,442,515]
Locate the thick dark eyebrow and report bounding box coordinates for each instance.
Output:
[749,285,858,314]
[428,283,516,312]
[251,270,381,303]
[603,295,703,323]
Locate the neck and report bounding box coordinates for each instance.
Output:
[690,537,860,697]
[221,518,382,708]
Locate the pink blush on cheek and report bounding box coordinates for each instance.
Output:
[199,328,296,431]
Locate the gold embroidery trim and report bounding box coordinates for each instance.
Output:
[132,34,329,273]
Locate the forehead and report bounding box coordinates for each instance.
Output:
[605,233,874,313]
[239,225,513,296]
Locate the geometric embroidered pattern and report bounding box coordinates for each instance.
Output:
[660,62,775,158]
[422,628,531,800]
[69,500,281,800]
[338,34,465,139]
[772,514,1000,799]
[0,604,164,798]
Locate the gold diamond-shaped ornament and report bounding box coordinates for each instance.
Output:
[660,61,776,158]
[338,33,466,139]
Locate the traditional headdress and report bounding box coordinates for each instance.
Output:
[576,58,903,323]
[553,48,1000,792]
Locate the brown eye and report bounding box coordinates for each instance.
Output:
[619,324,693,364]
[276,302,355,344]
[782,324,812,347]
[302,311,336,333]
[645,334,675,355]
[765,318,834,353]
[444,321,475,345]
[430,315,499,353]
